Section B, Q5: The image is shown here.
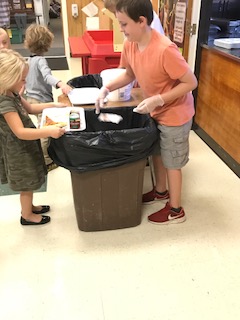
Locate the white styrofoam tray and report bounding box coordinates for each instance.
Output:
[214,38,240,49]
[68,87,107,105]
[40,107,86,131]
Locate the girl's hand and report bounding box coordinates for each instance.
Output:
[45,126,66,139]
[53,102,66,108]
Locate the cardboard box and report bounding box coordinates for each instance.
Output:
[101,8,124,52]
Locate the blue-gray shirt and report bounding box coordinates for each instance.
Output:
[25,55,59,103]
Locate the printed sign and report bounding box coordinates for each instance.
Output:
[173,2,186,44]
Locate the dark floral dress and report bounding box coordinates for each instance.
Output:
[0,93,47,191]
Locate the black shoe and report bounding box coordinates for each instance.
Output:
[32,205,50,214]
[20,215,51,225]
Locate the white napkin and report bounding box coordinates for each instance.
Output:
[98,113,123,124]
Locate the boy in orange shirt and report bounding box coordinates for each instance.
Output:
[96,0,197,225]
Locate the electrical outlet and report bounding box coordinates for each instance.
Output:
[72,4,78,18]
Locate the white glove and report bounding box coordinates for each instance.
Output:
[95,86,110,114]
[133,94,164,114]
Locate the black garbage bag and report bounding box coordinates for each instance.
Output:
[48,107,159,173]
[67,74,102,89]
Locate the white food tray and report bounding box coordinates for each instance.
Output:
[214,38,240,49]
[40,107,86,131]
[68,87,107,105]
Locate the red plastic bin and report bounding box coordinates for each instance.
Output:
[82,30,120,57]
[69,31,122,75]
[88,57,121,74]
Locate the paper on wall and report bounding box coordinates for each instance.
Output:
[86,17,99,30]
[81,2,98,17]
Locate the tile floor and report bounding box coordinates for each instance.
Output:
[0,57,240,320]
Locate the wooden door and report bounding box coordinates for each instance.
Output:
[153,0,194,61]
[182,0,194,61]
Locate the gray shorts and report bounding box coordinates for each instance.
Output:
[153,119,192,169]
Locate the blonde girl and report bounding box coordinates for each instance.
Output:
[0,49,65,226]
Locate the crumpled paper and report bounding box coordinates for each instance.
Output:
[98,113,123,124]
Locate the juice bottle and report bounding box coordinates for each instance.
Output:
[69,111,80,129]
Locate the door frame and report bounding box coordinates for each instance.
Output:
[153,0,201,70]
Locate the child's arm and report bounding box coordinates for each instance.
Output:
[20,96,66,115]
[37,57,72,95]
[135,68,197,114]
[56,81,73,95]
[161,69,197,104]
[3,112,65,140]
[103,67,135,92]
[95,67,135,113]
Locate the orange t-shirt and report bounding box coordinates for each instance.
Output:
[121,30,195,126]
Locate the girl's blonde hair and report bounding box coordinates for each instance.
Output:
[0,49,27,95]
[0,28,11,48]
[24,23,54,55]
[0,27,8,37]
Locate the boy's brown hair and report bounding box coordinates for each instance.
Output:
[24,24,54,55]
[116,0,153,25]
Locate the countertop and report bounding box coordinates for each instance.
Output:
[58,88,144,107]
[203,40,240,62]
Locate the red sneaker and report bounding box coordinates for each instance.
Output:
[142,188,169,204]
[148,202,186,225]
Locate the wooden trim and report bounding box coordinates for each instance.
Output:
[182,0,193,61]
[151,0,159,13]
[195,47,240,165]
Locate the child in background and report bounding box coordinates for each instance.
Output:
[0,28,26,96]
[96,0,197,225]
[0,49,66,226]
[103,0,117,14]
[24,23,72,172]
[0,28,10,49]
[103,0,164,34]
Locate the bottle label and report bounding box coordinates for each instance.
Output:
[69,112,80,129]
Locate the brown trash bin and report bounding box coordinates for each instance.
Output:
[71,159,146,232]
